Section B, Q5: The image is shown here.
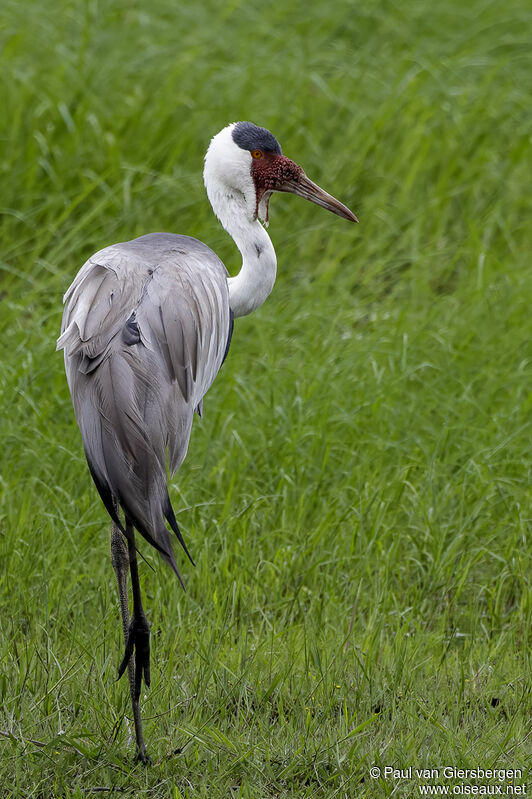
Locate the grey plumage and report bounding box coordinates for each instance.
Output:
[57,123,358,762]
[58,232,231,582]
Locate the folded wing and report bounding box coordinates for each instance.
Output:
[57,233,231,581]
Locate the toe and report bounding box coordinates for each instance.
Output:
[136,746,152,765]
[117,625,135,680]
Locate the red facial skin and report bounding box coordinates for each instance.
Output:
[251,153,303,220]
[251,152,303,190]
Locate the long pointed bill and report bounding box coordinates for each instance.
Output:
[278,172,358,223]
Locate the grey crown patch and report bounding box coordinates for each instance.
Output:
[232,121,282,155]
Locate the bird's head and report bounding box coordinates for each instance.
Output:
[204,121,358,227]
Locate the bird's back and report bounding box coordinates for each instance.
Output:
[58,233,232,578]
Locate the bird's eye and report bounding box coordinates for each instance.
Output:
[251,150,263,159]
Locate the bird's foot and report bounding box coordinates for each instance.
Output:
[117,612,151,699]
[136,745,152,766]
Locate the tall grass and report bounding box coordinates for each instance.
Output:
[1,0,531,795]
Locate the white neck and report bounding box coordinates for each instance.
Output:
[212,190,277,318]
[203,127,277,318]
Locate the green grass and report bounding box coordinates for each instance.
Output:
[1,0,531,795]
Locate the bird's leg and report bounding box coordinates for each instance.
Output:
[110,522,131,643]
[110,521,150,764]
[118,521,151,696]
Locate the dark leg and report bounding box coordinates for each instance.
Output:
[118,519,151,698]
[110,522,150,763]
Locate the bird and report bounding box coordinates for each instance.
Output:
[57,121,358,762]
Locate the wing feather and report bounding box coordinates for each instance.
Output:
[58,233,231,577]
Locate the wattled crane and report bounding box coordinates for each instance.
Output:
[57,121,358,761]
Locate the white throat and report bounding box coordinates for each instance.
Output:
[203,125,277,318]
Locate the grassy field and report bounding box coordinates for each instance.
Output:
[1,0,531,795]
